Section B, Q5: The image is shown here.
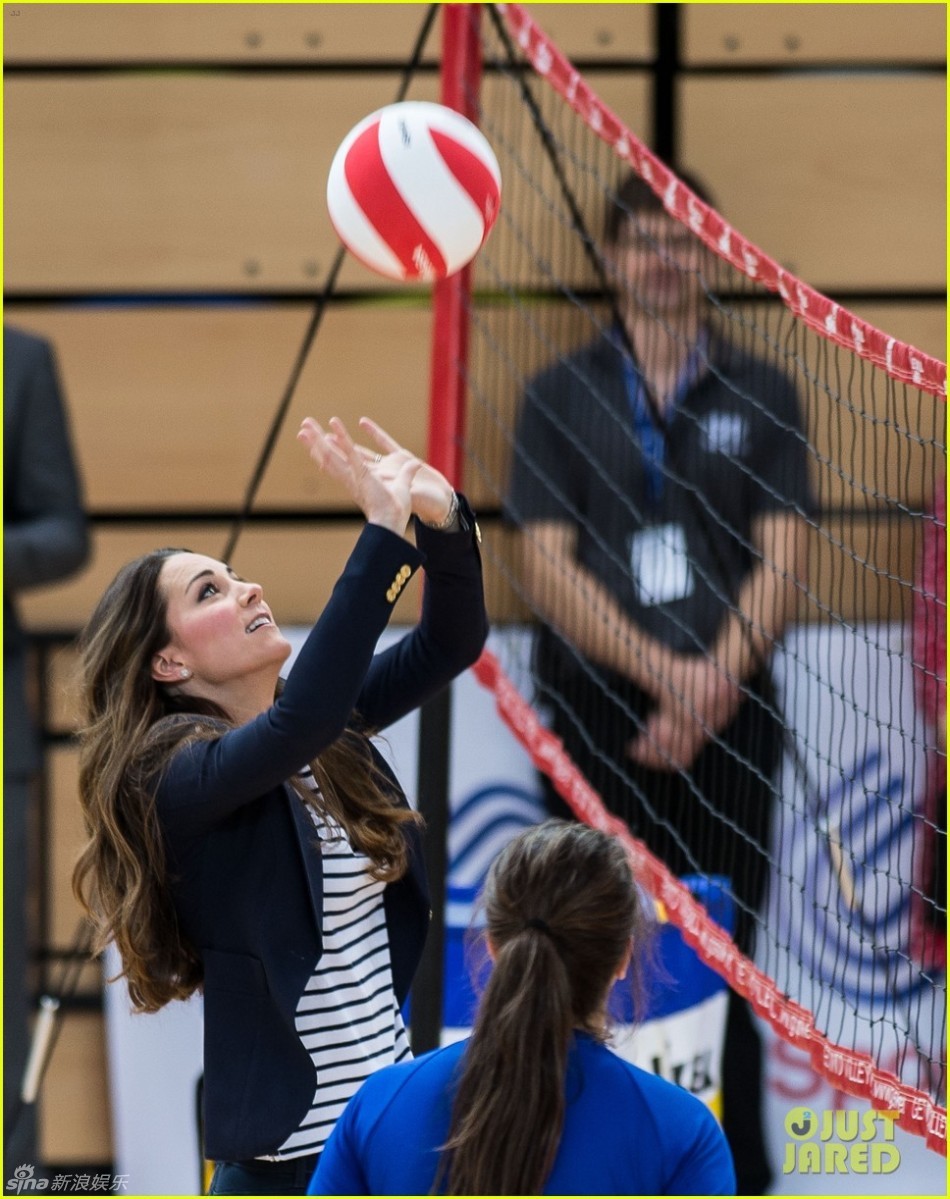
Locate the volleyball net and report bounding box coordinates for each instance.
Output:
[442,3,946,1149]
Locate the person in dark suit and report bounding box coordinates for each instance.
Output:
[72,415,488,1196]
[4,325,90,1176]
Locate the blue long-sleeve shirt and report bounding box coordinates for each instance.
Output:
[309,1032,736,1195]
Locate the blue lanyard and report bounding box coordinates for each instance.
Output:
[622,332,707,506]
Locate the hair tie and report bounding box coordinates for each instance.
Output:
[525,917,552,936]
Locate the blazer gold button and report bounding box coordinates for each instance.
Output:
[386,588,396,603]
[399,565,412,581]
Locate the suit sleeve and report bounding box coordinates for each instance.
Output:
[354,494,489,732]
[155,523,426,836]
[4,332,90,591]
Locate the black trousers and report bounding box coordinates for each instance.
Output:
[537,652,780,1194]
[209,1154,320,1196]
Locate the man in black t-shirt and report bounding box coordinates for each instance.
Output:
[508,171,814,1195]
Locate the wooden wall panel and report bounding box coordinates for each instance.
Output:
[8,306,433,510]
[684,3,945,64]
[39,1011,112,1164]
[796,516,922,624]
[475,522,532,625]
[592,75,653,142]
[11,298,939,523]
[2,70,647,295]
[680,77,945,290]
[19,518,533,635]
[48,749,86,946]
[20,522,402,632]
[527,4,653,60]
[31,723,100,995]
[805,379,944,512]
[4,74,439,292]
[3,3,656,67]
[16,307,941,636]
[3,3,442,63]
[38,516,922,677]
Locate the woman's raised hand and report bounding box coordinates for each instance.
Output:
[297,416,421,537]
[299,417,456,533]
[357,418,456,528]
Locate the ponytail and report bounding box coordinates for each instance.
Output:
[439,925,573,1194]
[437,821,645,1195]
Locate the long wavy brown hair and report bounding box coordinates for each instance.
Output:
[438,820,649,1195]
[72,548,421,1013]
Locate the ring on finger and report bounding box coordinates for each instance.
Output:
[374,453,382,464]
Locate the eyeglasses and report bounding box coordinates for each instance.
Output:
[613,227,697,252]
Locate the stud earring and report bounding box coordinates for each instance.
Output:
[180,668,191,680]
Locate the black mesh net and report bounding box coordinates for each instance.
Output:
[458,4,946,1113]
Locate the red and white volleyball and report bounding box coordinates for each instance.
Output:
[326,101,501,282]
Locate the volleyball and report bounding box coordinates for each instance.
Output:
[326,101,501,282]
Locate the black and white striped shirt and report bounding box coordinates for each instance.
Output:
[267,768,412,1160]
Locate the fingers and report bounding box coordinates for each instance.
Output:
[299,416,424,498]
[297,418,348,476]
[327,417,362,469]
[303,415,416,469]
[359,417,402,456]
[296,416,322,451]
[297,418,329,466]
[396,455,424,491]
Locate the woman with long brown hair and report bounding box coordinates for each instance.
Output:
[309,819,735,1195]
[73,416,488,1195]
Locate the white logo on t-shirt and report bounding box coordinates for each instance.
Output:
[700,412,747,456]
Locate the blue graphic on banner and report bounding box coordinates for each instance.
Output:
[444,780,543,1028]
[435,767,735,1035]
[775,748,929,1009]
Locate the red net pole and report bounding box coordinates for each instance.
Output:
[426,4,482,482]
[410,2,484,1058]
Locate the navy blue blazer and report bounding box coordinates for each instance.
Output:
[154,505,487,1161]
